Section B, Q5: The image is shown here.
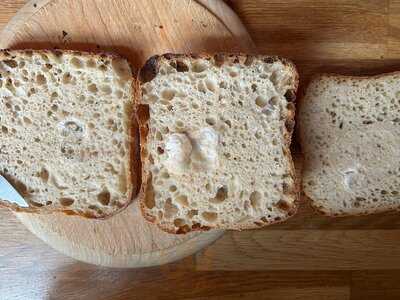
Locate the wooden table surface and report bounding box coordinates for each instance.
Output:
[2,1,400,299]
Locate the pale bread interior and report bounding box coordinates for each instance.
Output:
[140,55,298,233]
[0,50,134,218]
[300,74,400,216]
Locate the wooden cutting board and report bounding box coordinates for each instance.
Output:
[0,0,256,268]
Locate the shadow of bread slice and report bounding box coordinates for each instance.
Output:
[299,73,400,216]
[0,49,137,218]
[137,53,299,233]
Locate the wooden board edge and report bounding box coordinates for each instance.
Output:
[18,213,224,268]
[0,0,256,52]
[0,0,53,48]
[196,0,256,52]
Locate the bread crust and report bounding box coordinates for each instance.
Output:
[137,53,299,233]
[0,49,138,219]
[298,72,400,217]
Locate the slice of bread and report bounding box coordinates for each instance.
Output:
[299,73,400,216]
[137,53,299,233]
[0,49,137,218]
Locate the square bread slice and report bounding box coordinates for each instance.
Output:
[299,73,400,216]
[0,49,137,218]
[137,53,299,233]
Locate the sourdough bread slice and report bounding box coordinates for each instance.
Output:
[299,73,400,216]
[137,53,299,233]
[0,49,137,218]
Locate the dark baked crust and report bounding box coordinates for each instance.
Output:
[137,53,300,233]
[0,49,138,219]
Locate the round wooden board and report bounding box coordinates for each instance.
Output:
[0,0,255,268]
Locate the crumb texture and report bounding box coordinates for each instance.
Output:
[0,50,134,218]
[140,54,298,232]
[300,74,400,216]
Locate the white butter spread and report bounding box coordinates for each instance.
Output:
[164,133,193,174]
[164,127,219,174]
[191,127,219,169]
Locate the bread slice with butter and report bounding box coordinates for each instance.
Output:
[299,73,400,216]
[0,49,137,218]
[137,53,299,233]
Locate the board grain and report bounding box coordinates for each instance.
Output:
[2,0,400,300]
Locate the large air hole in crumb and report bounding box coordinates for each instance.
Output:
[44,63,53,71]
[269,96,279,107]
[86,59,96,68]
[205,117,216,126]
[70,57,83,69]
[155,131,162,141]
[205,79,217,92]
[157,147,164,155]
[192,61,207,73]
[1,126,9,134]
[161,89,176,101]
[175,120,184,128]
[210,186,228,204]
[39,167,49,183]
[164,198,178,219]
[250,191,262,209]
[36,74,47,85]
[175,195,189,207]
[161,171,170,179]
[101,85,112,95]
[40,53,49,61]
[62,72,73,84]
[255,95,268,108]
[174,218,186,227]
[229,70,238,77]
[276,200,291,211]
[88,83,98,94]
[223,119,232,128]
[23,117,32,125]
[202,211,218,223]
[3,60,17,68]
[51,91,58,100]
[60,197,74,206]
[169,185,177,192]
[97,189,111,206]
